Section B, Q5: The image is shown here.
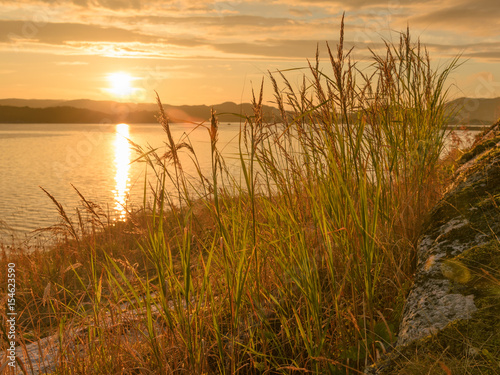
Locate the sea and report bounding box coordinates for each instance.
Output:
[0,122,483,245]
[0,122,243,245]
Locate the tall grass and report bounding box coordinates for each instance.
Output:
[1,21,461,374]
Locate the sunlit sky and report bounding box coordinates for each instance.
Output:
[1,0,500,105]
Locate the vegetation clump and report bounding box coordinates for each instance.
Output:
[372,124,500,375]
[380,239,500,375]
[1,19,474,374]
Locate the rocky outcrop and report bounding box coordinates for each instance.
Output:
[367,121,500,374]
[4,304,163,374]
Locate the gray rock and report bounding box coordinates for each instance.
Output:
[365,121,500,374]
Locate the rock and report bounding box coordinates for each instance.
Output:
[12,334,59,375]
[2,304,162,374]
[366,120,500,374]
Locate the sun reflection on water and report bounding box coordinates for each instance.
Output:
[113,123,130,219]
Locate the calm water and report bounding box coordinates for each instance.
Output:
[0,123,481,244]
[0,122,241,244]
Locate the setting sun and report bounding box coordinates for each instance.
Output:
[3,1,500,373]
[107,72,135,97]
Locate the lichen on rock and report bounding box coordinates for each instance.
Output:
[366,121,500,374]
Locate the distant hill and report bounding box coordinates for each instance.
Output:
[0,105,115,124]
[1,97,499,125]
[0,99,281,124]
[0,99,65,108]
[447,97,500,125]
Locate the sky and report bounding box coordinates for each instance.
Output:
[1,0,500,105]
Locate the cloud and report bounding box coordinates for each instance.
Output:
[121,14,295,28]
[55,61,89,65]
[0,20,158,44]
[388,38,500,63]
[0,0,208,11]
[213,38,382,59]
[276,0,435,10]
[409,0,500,36]
[91,0,142,10]
[0,20,208,47]
[0,0,151,10]
[463,51,500,60]
[289,8,312,17]
[1,0,499,64]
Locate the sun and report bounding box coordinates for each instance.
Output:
[107,72,135,96]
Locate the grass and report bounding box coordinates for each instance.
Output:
[0,20,476,374]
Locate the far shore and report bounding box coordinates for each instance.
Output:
[446,124,491,131]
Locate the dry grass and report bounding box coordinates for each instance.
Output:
[0,20,481,374]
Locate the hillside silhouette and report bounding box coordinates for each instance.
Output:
[0,99,281,124]
[1,97,499,124]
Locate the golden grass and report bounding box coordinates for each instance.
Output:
[0,20,480,374]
